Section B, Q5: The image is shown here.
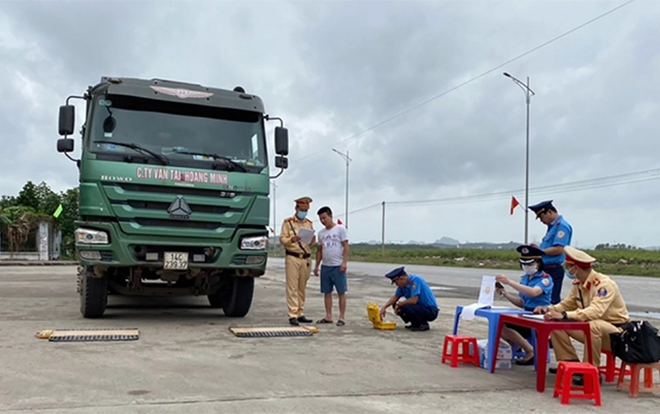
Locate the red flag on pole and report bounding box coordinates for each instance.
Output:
[510,196,520,215]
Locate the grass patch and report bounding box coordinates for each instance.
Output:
[268,244,660,277]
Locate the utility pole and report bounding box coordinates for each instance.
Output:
[381,201,386,257]
[503,72,535,244]
[332,148,351,229]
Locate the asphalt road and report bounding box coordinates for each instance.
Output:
[267,258,660,315]
[2,265,659,413]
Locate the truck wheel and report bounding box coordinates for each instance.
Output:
[207,291,224,308]
[221,276,254,317]
[78,267,108,318]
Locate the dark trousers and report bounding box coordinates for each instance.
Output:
[398,304,439,327]
[545,265,565,305]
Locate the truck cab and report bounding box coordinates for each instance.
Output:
[57,77,289,318]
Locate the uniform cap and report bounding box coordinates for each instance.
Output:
[564,246,596,269]
[516,244,544,264]
[295,196,313,207]
[384,266,406,284]
[528,200,554,214]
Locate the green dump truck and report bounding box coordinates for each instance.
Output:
[56,76,289,318]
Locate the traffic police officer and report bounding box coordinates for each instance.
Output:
[379,267,439,331]
[528,200,573,304]
[279,196,316,326]
[536,246,630,384]
[495,245,553,365]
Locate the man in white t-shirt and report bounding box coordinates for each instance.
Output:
[313,206,349,326]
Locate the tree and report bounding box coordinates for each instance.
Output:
[0,206,45,258]
[15,181,40,211]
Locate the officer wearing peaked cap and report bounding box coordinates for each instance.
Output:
[528,200,573,304]
[379,266,439,331]
[279,196,316,326]
[537,246,630,384]
[495,245,553,365]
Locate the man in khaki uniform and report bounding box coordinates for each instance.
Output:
[536,246,630,384]
[279,196,316,326]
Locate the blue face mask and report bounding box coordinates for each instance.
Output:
[296,211,307,219]
[565,269,577,280]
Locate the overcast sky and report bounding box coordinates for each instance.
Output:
[1,0,658,248]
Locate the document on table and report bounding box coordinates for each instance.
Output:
[460,275,496,321]
[298,228,315,244]
[460,303,490,321]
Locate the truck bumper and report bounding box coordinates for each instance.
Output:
[75,221,268,271]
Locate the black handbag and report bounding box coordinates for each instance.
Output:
[609,320,660,364]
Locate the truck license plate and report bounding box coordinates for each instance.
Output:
[163,252,189,270]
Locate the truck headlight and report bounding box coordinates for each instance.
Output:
[240,236,267,250]
[75,228,109,244]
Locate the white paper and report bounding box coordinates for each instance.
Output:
[522,314,545,320]
[460,302,490,321]
[298,228,315,244]
[478,275,495,306]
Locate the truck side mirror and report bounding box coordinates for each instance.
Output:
[275,126,288,156]
[57,138,75,153]
[275,156,288,169]
[59,105,75,136]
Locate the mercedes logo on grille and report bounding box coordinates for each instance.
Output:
[168,196,192,220]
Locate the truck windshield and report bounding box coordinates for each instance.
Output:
[87,94,267,172]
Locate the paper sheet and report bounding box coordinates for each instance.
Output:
[460,302,490,321]
[460,275,496,321]
[478,275,495,306]
[298,228,315,244]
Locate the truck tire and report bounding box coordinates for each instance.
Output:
[79,267,108,318]
[221,276,254,317]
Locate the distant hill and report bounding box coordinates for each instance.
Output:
[432,237,460,246]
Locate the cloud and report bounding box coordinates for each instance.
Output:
[0,0,658,247]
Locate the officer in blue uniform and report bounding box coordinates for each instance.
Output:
[496,245,553,364]
[528,200,572,304]
[379,267,439,331]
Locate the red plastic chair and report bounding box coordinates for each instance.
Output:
[599,349,631,383]
[616,361,660,397]
[553,361,602,406]
[441,335,480,368]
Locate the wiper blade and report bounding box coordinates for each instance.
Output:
[173,150,247,172]
[95,140,169,165]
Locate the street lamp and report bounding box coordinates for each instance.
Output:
[332,148,352,229]
[503,72,535,244]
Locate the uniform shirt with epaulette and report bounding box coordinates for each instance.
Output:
[395,274,438,308]
[540,215,572,265]
[519,270,553,311]
[279,216,315,255]
[549,270,629,324]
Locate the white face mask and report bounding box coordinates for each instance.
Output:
[522,264,538,275]
[565,266,577,280]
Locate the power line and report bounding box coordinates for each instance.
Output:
[292,0,637,163]
[335,165,660,217]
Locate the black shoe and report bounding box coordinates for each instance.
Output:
[515,357,535,366]
[297,316,312,323]
[289,318,300,326]
[549,367,558,374]
[405,324,413,329]
[410,323,430,332]
[572,373,604,387]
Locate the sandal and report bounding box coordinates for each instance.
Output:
[316,318,333,324]
[336,320,345,326]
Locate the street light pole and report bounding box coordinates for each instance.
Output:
[503,72,535,244]
[271,181,277,241]
[332,148,352,229]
